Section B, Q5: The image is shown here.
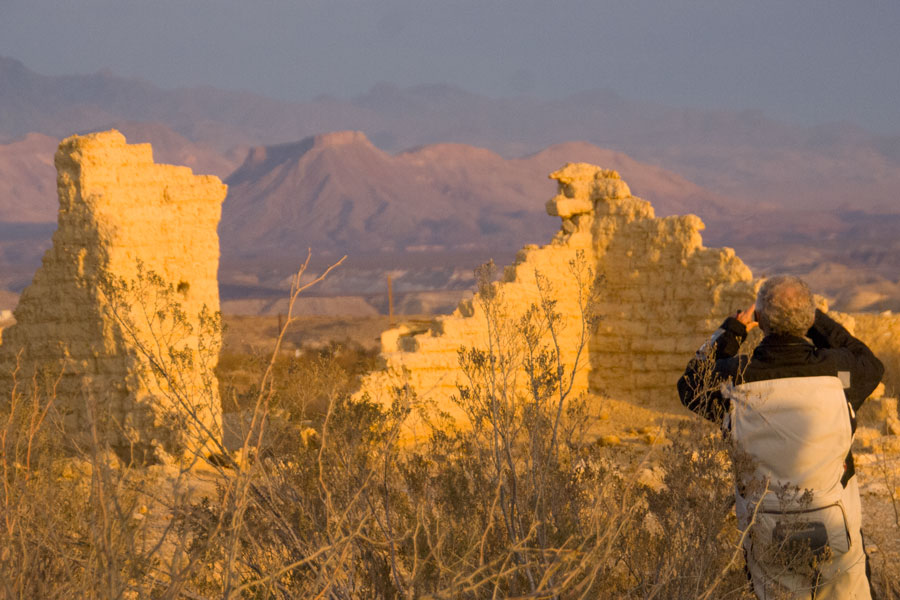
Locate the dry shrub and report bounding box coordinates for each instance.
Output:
[0,361,199,599]
[612,425,753,600]
[218,342,378,417]
[2,256,898,599]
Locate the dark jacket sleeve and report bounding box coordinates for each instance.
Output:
[807,309,884,412]
[677,317,748,424]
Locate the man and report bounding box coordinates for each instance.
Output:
[678,275,884,599]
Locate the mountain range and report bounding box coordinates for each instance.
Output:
[3,55,899,211]
[1,55,898,313]
[220,131,729,262]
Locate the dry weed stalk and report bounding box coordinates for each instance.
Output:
[3,250,898,599]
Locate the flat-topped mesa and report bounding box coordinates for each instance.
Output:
[228,131,381,186]
[311,130,371,147]
[0,130,226,462]
[359,163,756,424]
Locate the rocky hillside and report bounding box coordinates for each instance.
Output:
[1,55,898,312]
[2,55,899,215]
[0,132,58,222]
[221,131,730,263]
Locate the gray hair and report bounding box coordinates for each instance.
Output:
[755,275,816,337]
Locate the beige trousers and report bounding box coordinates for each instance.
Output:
[742,477,871,600]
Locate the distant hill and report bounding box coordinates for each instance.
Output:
[0,132,58,222]
[220,131,731,264]
[1,56,898,312]
[0,123,239,223]
[0,56,336,150]
[2,55,899,215]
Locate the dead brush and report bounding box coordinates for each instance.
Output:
[613,424,756,600]
[8,251,891,598]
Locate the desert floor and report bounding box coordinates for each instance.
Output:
[222,314,900,586]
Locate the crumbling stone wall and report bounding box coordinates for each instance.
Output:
[566,165,756,404]
[846,312,900,398]
[0,130,226,460]
[362,164,756,417]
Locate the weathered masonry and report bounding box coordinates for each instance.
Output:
[361,164,757,419]
[0,130,226,460]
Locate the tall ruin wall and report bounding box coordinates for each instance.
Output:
[360,164,757,420]
[574,165,756,403]
[839,311,900,398]
[0,130,226,460]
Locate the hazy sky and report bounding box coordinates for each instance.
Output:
[2,0,898,133]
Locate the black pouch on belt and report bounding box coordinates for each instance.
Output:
[772,520,830,563]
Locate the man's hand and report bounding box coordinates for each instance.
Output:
[736,303,758,331]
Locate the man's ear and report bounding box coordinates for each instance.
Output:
[755,307,768,334]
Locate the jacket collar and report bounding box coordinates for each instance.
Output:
[752,333,816,363]
[758,332,813,347]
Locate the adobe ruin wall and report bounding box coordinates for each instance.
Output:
[0,130,226,460]
[361,164,757,422]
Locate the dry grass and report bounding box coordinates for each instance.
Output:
[1,257,898,599]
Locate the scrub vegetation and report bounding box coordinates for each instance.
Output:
[1,261,899,599]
